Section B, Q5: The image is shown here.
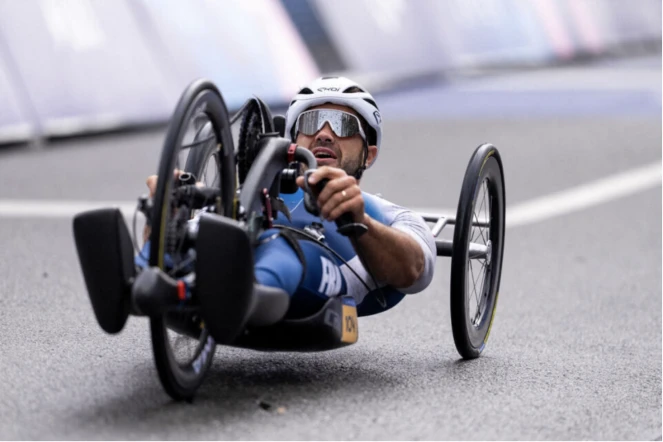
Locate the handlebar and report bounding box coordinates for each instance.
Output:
[302,170,368,238]
[239,137,316,218]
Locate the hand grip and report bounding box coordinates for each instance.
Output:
[303,172,368,237]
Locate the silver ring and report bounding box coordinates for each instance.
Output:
[341,190,347,198]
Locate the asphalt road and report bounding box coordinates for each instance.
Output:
[0,56,660,440]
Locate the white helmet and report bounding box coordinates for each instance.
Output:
[285,76,382,165]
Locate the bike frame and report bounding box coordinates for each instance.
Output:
[420,214,489,260]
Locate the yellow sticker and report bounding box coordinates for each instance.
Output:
[341,304,358,343]
[484,291,499,344]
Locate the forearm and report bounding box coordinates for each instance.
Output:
[351,214,425,288]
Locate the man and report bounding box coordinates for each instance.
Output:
[145,76,436,317]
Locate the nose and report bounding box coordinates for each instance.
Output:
[314,122,335,144]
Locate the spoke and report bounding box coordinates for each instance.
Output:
[472,182,488,244]
[474,208,487,245]
[475,261,491,322]
[466,255,472,315]
[467,253,474,305]
[200,156,210,185]
[468,258,481,308]
[487,192,492,241]
[472,259,488,321]
[481,181,488,241]
[472,260,484,300]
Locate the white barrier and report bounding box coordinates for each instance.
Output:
[0,0,658,144]
[0,0,317,142]
[310,0,661,79]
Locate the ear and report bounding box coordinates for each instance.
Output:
[365,145,378,168]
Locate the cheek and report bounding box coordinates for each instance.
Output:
[295,134,313,146]
[339,138,364,159]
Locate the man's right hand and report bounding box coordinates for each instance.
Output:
[146,175,158,198]
[143,174,158,243]
[142,170,202,243]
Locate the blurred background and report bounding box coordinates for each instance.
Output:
[0,1,661,440]
[0,0,660,143]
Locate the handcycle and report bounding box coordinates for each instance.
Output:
[72,79,505,402]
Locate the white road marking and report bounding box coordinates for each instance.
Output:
[504,161,661,228]
[0,200,135,218]
[415,160,661,229]
[0,162,660,228]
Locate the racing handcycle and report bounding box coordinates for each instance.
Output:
[72,79,505,401]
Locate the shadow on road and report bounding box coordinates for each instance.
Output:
[67,349,411,433]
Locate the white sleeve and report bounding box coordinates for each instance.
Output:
[390,210,437,294]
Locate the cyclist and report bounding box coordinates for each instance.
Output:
[143,76,436,318]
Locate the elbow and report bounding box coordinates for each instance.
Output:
[399,254,425,288]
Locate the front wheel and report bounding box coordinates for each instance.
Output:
[149,79,236,401]
[450,143,505,359]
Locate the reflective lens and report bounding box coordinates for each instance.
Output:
[295,109,366,141]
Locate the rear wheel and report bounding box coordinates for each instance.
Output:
[450,144,505,359]
[149,79,236,401]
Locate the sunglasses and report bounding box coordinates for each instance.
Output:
[294,109,367,141]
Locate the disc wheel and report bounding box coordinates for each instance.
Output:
[149,79,236,401]
[450,143,505,359]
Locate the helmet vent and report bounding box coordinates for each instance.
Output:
[321,76,338,80]
[298,88,314,95]
[363,98,379,109]
[343,86,365,93]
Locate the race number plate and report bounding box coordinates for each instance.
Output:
[341,304,358,343]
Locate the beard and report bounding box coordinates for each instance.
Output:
[310,139,364,178]
[339,155,363,177]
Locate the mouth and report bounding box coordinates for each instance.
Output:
[311,147,338,161]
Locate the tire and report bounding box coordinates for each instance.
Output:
[236,100,264,185]
[149,79,236,401]
[184,119,219,186]
[450,143,505,359]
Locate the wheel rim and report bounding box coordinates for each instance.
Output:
[466,178,493,334]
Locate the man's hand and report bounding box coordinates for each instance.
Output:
[296,166,365,223]
[296,166,425,289]
[143,169,190,242]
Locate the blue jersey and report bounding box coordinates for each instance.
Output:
[274,188,436,313]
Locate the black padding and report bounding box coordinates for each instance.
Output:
[246,284,290,327]
[273,115,286,137]
[72,208,135,334]
[232,296,357,352]
[195,213,254,344]
[131,266,179,316]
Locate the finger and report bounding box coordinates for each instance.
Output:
[326,195,364,222]
[143,225,151,243]
[319,184,359,218]
[317,176,356,206]
[296,176,305,189]
[307,166,344,186]
[146,175,158,197]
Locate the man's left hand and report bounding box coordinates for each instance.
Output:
[296,166,365,223]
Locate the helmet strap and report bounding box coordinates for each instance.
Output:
[352,142,369,180]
